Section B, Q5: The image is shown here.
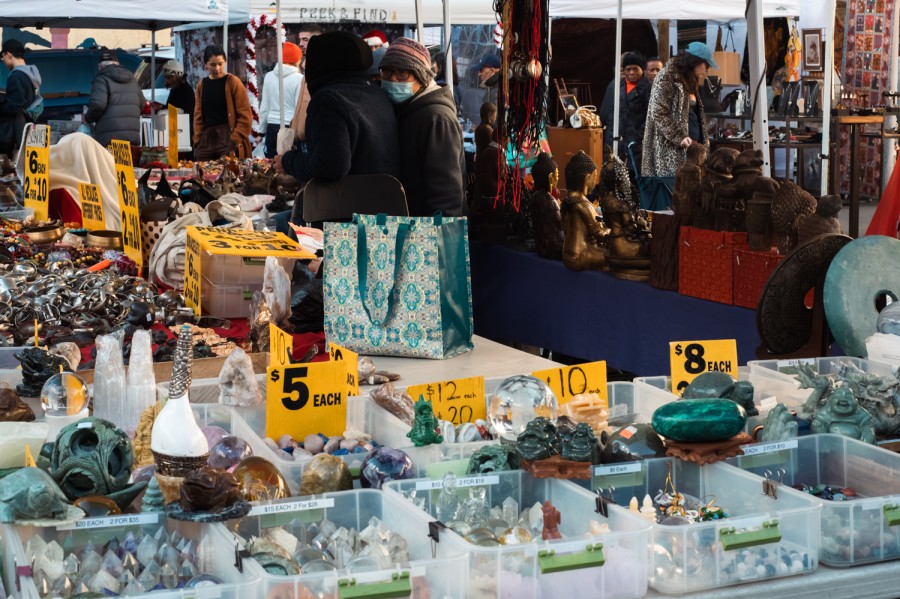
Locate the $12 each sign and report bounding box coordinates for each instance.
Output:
[406,376,486,426]
[669,339,738,394]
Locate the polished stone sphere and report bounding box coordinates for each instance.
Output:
[359,447,415,489]
[208,436,253,470]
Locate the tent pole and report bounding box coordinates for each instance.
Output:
[611,0,622,159]
[747,0,770,177]
[821,0,837,194]
[415,0,424,41]
[883,0,899,191]
[151,30,156,103]
[223,21,228,73]
[443,0,453,100]
[277,0,285,134]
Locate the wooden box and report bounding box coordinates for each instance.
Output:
[546,126,603,190]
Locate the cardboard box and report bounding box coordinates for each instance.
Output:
[678,226,747,304]
[733,248,783,309]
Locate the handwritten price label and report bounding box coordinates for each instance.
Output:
[532,361,608,405]
[110,140,142,267]
[24,125,50,220]
[406,376,485,426]
[78,182,106,230]
[188,226,314,258]
[167,104,179,167]
[670,339,738,394]
[269,323,294,368]
[329,342,359,396]
[183,229,202,315]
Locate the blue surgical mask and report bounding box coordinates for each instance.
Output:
[382,80,415,104]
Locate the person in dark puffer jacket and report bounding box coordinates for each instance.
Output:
[84,47,144,147]
[276,31,399,184]
[379,37,463,216]
[0,39,40,156]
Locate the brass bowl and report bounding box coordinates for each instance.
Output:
[86,230,123,250]
[25,223,64,245]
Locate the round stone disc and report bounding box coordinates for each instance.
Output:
[824,235,900,357]
[757,234,852,354]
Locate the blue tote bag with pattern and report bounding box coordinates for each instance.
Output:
[323,213,474,359]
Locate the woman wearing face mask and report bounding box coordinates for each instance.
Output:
[192,45,253,160]
[379,38,464,216]
[642,42,716,177]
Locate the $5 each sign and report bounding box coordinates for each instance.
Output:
[669,339,738,394]
[406,376,486,426]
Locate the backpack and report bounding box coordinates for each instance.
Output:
[24,93,43,122]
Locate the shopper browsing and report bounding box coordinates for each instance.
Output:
[646,57,664,83]
[84,47,143,148]
[258,42,303,158]
[599,51,651,175]
[0,39,41,156]
[192,45,253,160]
[154,60,195,142]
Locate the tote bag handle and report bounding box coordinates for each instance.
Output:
[355,214,412,326]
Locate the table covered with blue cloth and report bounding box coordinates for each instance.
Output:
[469,241,762,377]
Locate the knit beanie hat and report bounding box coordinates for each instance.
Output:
[305,31,372,85]
[282,42,302,65]
[380,37,434,85]
[622,51,646,70]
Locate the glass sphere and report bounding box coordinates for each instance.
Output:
[488,375,558,441]
[40,372,88,416]
[359,447,415,489]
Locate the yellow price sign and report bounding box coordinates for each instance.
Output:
[183,230,202,315]
[329,342,359,396]
[78,182,106,230]
[23,125,50,220]
[269,323,294,367]
[670,339,738,395]
[266,360,348,439]
[167,104,179,168]
[532,361,608,405]
[109,140,143,268]
[407,376,486,426]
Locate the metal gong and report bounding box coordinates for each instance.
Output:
[757,234,853,354]
[824,236,900,357]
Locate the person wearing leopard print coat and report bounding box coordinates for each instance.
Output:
[642,42,717,177]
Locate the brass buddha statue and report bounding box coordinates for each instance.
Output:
[560,152,608,271]
[528,153,564,260]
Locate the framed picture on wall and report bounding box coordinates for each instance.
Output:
[802,29,824,71]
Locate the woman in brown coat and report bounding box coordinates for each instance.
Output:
[193,45,253,160]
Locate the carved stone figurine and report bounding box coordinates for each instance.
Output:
[0,387,35,422]
[696,147,739,230]
[561,151,608,271]
[722,149,780,239]
[672,144,708,222]
[541,501,562,540]
[561,422,600,462]
[770,179,816,253]
[528,153,564,260]
[179,466,243,513]
[407,396,444,447]
[758,403,798,442]
[683,371,758,416]
[600,194,651,281]
[516,417,557,461]
[796,194,843,245]
[811,387,877,444]
[0,467,69,523]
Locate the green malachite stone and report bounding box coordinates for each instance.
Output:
[652,399,747,442]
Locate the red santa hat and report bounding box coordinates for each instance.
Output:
[363,30,388,48]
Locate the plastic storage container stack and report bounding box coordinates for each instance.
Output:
[729,433,900,567]
[584,457,822,593]
[231,489,468,599]
[385,469,651,599]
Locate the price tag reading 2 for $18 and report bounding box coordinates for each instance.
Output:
[669,339,738,395]
[406,376,486,426]
[266,324,349,439]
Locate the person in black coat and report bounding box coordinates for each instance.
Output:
[154,59,195,142]
[275,31,400,184]
[599,51,651,175]
[0,39,40,156]
[379,37,464,217]
[84,47,144,147]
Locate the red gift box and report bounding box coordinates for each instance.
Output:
[678,227,748,305]
[733,248,784,309]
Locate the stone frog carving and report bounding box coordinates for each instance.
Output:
[0,467,69,523]
[682,371,758,416]
[672,143,708,221]
[407,396,443,447]
[561,151,608,271]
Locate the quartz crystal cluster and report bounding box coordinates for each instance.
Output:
[27,527,221,598]
[241,516,410,577]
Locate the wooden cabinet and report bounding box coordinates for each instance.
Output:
[546,126,604,190]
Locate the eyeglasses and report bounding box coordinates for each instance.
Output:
[380,68,413,82]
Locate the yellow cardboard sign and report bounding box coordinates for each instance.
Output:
[109,140,143,267]
[78,182,106,230]
[190,226,315,259]
[183,230,202,315]
[167,104,179,168]
[269,323,294,368]
[532,361,608,405]
[407,376,486,426]
[329,342,359,396]
[23,125,50,220]
[266,360,348,439]
[670,339,738,395]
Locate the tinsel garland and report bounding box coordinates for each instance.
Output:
[245,14,287,146]
[493,0,550,212]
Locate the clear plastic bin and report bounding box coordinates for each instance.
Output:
[7,516,259,599]
[199,276,261,319]
[581,458,821,594]
[384,470,651,599]
[232,489,468,599]
[747,357,894,412]
[0,522,26,599]
[728,433,900,567]
[202,253,296,285]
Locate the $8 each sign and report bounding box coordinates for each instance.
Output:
[406,376,485,426]
[669,339,738,394]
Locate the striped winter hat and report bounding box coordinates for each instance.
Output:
[379,37,434,85]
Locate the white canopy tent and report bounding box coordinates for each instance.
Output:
[246,0,492,25]
[0,0,229,30]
